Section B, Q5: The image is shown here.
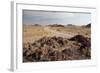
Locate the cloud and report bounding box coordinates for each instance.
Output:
[23,10,91,25]
[23,10,76,19]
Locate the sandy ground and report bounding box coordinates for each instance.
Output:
[44,27,76,39]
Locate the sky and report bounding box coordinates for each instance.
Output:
[23,10,91,26]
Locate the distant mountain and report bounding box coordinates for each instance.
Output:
[67,24,75,26]
[81,23,91,28]
[33,24,41,26]
[85,23,91,27]
[47,24,65,27]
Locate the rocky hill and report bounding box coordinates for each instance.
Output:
[23,35,91,62]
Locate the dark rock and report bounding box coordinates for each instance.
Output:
[69,35,91,48]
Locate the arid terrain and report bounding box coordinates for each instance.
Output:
[23,24,91,62]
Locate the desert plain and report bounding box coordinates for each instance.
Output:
[23,24,91,62]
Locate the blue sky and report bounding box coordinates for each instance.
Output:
[23,10,91,26]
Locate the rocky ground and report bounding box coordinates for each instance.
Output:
[23,35,91,62]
